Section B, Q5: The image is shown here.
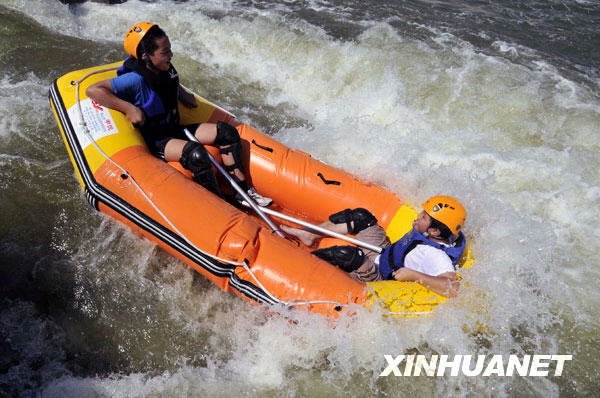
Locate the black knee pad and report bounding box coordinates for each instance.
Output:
[214,122,244,175]
[312,245,365,273]
[180,141,210,173]
[219,141,243,171]
[213,121,240,146]
[214,122,244,176]
[180,142,221,196]
[329,208,377,234]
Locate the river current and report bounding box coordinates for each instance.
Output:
[1,0,599,396]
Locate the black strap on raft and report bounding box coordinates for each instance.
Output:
[251,139,274,152]
[317,172,341,185]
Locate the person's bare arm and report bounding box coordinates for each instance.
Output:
[392,268,460,298]
[86,80,145,125]
[178,84,197,108]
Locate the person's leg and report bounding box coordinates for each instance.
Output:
[282,207,378,246]
[355,224,391,260]
[308,224,387,282]
[348,255,383,282]
[163,138,186,161]
[308,245,381,281]
[194,122,272,206]
[282,208,385,281]
[166,137,221,196]
[312,245,365,273]
[280,220,349,247]
[194,122,246,184]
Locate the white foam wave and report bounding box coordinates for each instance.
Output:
[0,74,49,139]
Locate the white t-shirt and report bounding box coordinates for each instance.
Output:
[403,244,455,276]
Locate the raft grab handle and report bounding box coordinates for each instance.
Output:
[317,172,341,186]
[251,139,274,153]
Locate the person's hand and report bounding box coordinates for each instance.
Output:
[392,267,418,281]
[125,105,145,126]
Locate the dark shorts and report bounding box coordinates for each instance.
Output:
[144,123,200,160]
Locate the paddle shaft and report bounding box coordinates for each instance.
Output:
[258,206,384,253]
[184,129,383,253]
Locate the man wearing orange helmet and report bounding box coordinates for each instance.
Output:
[281,196,466,297]
[86,22,272,206]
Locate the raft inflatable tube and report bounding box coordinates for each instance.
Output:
[49,61,473,318]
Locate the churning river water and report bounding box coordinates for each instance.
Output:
[1,0,599,396]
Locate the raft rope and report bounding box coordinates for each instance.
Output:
[72,68,349,311]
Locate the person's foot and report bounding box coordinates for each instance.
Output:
[280,224,317,247]
[235,187,273,207]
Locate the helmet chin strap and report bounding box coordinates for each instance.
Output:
[140,41,158,73]
[423,226,444,242]
[423,222,435,238]
[141,53,156,69]
[425,226,456,246]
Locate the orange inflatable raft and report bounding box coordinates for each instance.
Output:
[49,62,472,318]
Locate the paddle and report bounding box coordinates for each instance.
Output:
[256,206,384,253]
[184,128,384,253]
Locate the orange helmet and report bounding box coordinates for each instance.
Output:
[422,195,466,235]
[123,22,157,59]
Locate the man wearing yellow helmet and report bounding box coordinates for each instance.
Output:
[281,195,466,297]
[86,22,272,206]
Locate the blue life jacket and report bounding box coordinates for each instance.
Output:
[378,228,466,280]
[117,57,180,135]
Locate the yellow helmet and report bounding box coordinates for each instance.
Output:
[123,22,157,59]
[422,195,466,235]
